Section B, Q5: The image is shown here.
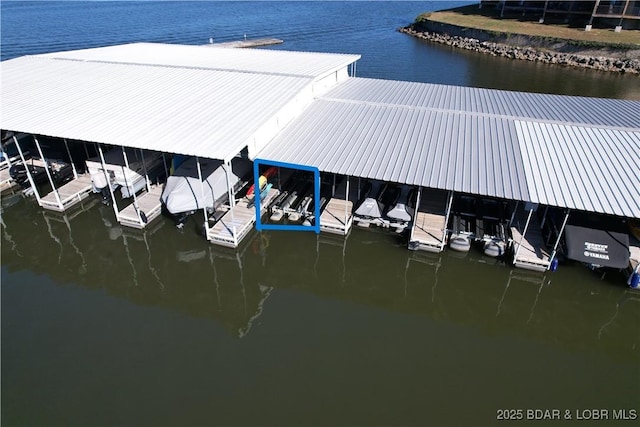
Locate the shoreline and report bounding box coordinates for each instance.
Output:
[400,22,640,74]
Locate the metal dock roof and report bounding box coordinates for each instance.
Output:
[1,43,360,162]
[258,78,640,219]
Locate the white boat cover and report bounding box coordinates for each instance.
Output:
[354,182,385,219]
[161,157,251,214]
[386,203,412,222]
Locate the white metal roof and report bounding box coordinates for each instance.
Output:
[258,78,640,218]
[1,43,360,162]
[38,42,361,78]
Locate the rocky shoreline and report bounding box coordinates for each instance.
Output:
[400,25,640,74]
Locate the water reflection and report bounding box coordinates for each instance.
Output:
[1,195,638,362]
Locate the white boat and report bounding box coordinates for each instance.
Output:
[161,157,251,227]
[86,147,164,198]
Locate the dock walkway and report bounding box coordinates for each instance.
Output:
[510,210,550,272]
[208,188,280,248]
[320,198,353,235]
[40,174,93,212]
[118,185,164,229]
[209,38,283,48]
[409,190,450,252]
[0,167,19,195]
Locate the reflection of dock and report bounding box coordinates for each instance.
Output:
[510,206,550,272]
[118,185,163,229]
[208,188,279,248]
[40,174,93,212]
[409,189,452,253]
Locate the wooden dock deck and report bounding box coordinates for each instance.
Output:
[39,174,94,212]
[118,185,164,229]
[320,198,353,235]
[510,212,551,272]
[409,190,449,253]
[208,188,280,248]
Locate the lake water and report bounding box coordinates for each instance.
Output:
[1,2,639,426]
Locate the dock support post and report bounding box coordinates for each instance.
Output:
[548,209,570,270]
[223,160,238,246]
[195,157,210,241]
[63,139,78,180]
[98,144,120,220]
[409,186,422,245]
[121,146,143,225]
[344,175,350,235]
[161,153,169,182]
[13,135,42,205]
[140,149,151,192]
[513,206,534,263]
[34,136,63,209]
[441,190,454,251]
[509,201,519,227]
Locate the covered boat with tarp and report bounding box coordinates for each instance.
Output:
[563,214,630,270]
[161,157,252,227]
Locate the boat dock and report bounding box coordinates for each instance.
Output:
[39,174,94,212]
[117,185,164,229]
[209,38,283,48]
[208,188,280,248]
[510,207,551,272]
[409,189,451,253]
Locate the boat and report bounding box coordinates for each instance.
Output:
[385,185,414,230]
[449,234,472,252]
[8,157,73,189]
[562,212,630,270]
[161,157,252,228]
[85,147,165,200]
[448,195,477,252]
[483,239,507,257]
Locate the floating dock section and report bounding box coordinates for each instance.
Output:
[409,188,452,253]
[39,174,94,212]
[0,167,18,195]
[509,204,551,272]
[117,185,164,229]
[319,177,353,235]
[208,188,280,248]
[209,38,284,48]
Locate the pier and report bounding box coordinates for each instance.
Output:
[1,42,639,285]
[209,38,284,48]
[39,174,93,212]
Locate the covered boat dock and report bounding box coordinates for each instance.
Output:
[2,42,639,277]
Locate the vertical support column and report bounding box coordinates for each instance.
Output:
[140,149,151,192]
[35,136,63,209]
[121,146,142,224]
[63,139,78,180]
[98,144,120,220]
[548,209,570,270]
[13,135,42,204]
[196,157,210,241]
[409,186,422,246]
[513,207,534,263]
[344,175,350,235]
[162,153,169,182]
[223,160,238,246]
[441,190,454,251]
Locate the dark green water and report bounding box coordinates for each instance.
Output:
[2,2,639,426]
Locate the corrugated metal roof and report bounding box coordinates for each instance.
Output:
[38,42,361,78]
[1,43,359,161]
[324,78,640,129]
[258,78,640,218]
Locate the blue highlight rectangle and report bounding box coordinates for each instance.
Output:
[254,158,320,234]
